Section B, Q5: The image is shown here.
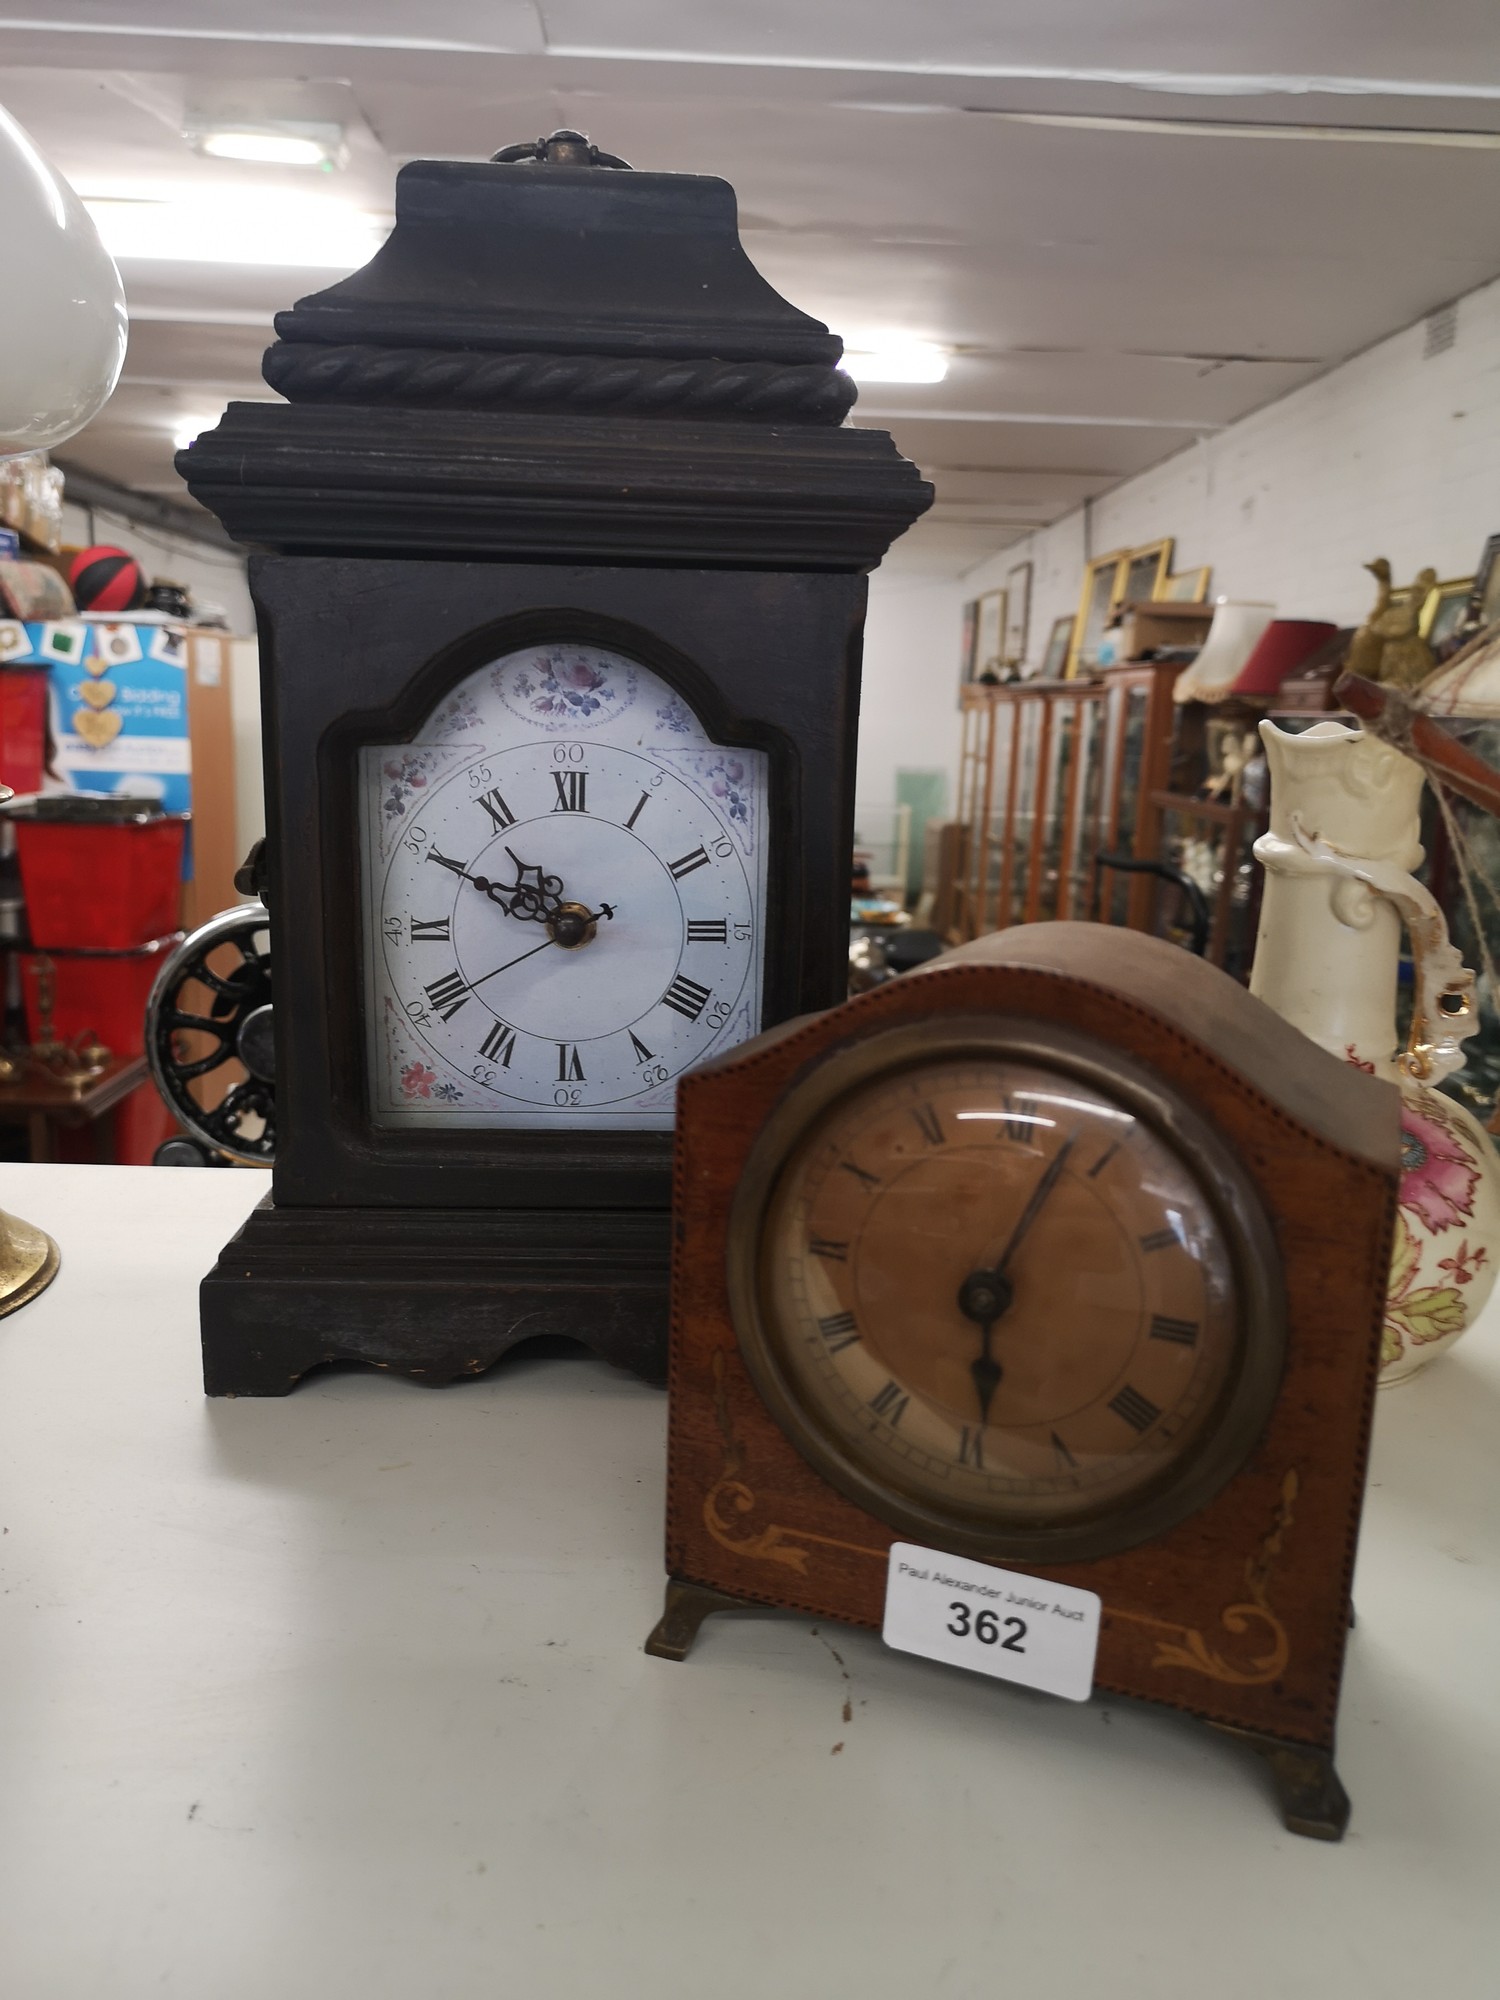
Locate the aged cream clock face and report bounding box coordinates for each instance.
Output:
[361,642,769,1129]
[733,1023,1282,1560]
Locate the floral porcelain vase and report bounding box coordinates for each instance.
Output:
[1251,719,1500,1383]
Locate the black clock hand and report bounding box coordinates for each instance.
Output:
[956,1132,1077,1424]
[427,845,565,924]
[466,903,615,993]
[991,1131,1077,1278]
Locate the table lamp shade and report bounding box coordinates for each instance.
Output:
[1173,601,1276,703]
[1229,619,1338,696]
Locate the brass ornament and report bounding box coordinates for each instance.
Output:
[0,784,59,1316]
[0,1205,60,1318]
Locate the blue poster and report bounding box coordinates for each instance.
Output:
[0,615,192,818]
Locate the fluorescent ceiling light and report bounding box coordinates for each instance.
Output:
[84,195,387,268]
[841,341,949,385]
[199,130,332,167]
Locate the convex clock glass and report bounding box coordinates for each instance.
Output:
[732,1020,1283,1563]
[362,642,768,1130]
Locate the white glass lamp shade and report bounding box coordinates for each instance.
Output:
[1172,601,1275,704]
[0,103,127,457]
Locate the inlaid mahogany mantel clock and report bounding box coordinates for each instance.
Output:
[178,130,930,1394]
[651,923,1401,1836]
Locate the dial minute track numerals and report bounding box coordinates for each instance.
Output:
[366,685,768,1125]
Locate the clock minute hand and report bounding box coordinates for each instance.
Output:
[956,1131,1077,1427]
[991,1131,1077,1277]
[465,902,616,994]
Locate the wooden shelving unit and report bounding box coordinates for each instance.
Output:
[952,662,1178,944]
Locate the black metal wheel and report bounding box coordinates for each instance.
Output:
[146,902,274,1165]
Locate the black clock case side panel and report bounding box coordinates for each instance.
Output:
[255,554,867,1211]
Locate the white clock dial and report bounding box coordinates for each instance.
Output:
[360,642,769,1129]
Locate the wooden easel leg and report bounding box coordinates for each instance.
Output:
[644,1578,756,1661]
[1213,1724,1350,1841]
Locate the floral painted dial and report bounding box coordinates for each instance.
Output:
[750,1049,1252,1547]
[361,643,768,1129]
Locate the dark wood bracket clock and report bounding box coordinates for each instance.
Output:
[649,923,1400,1837]
[177,128,930,1395]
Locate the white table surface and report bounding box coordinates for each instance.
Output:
[1,1165,1497,2000]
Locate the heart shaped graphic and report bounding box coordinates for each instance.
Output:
[79,679,117,710]
[73,707,123,748]
[83,653,113,678]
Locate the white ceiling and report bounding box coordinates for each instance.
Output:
[5,2,1500,574]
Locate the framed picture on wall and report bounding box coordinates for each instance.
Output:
[1040,614,1075,679]
[1067,552,1126,676]
[1004,560,1032,666]
[1162,566,1212,603]
[1467,533,1500,632]
[1422,576,1475,654]
[958,597,979,700]
[1120,537,1174,607]
[973,588,1007,680]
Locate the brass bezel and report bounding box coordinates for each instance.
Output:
[726,1015,1288,1566]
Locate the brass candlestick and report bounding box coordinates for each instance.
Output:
[0,785,59,1316]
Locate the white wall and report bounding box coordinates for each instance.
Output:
[857,266,1500,806]
[855,571,965,820]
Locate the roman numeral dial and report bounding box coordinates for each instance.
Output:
[364,649,768,1128]
[763,1052,1241,1541]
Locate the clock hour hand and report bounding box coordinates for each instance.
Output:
[426,845,566,924]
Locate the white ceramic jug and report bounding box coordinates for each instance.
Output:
[1251,719,1500,1383]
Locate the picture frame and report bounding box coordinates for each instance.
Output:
[1420,576,1475,652]
[1067,552,1126,676]
[1467,534,1500,632]
[958,597,978,703]
[1004,560,1032,666]
[1120,537,1175,608]
[1040,614,1075,680]
[973,587,1007,681]
[1161,566,1212,604]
